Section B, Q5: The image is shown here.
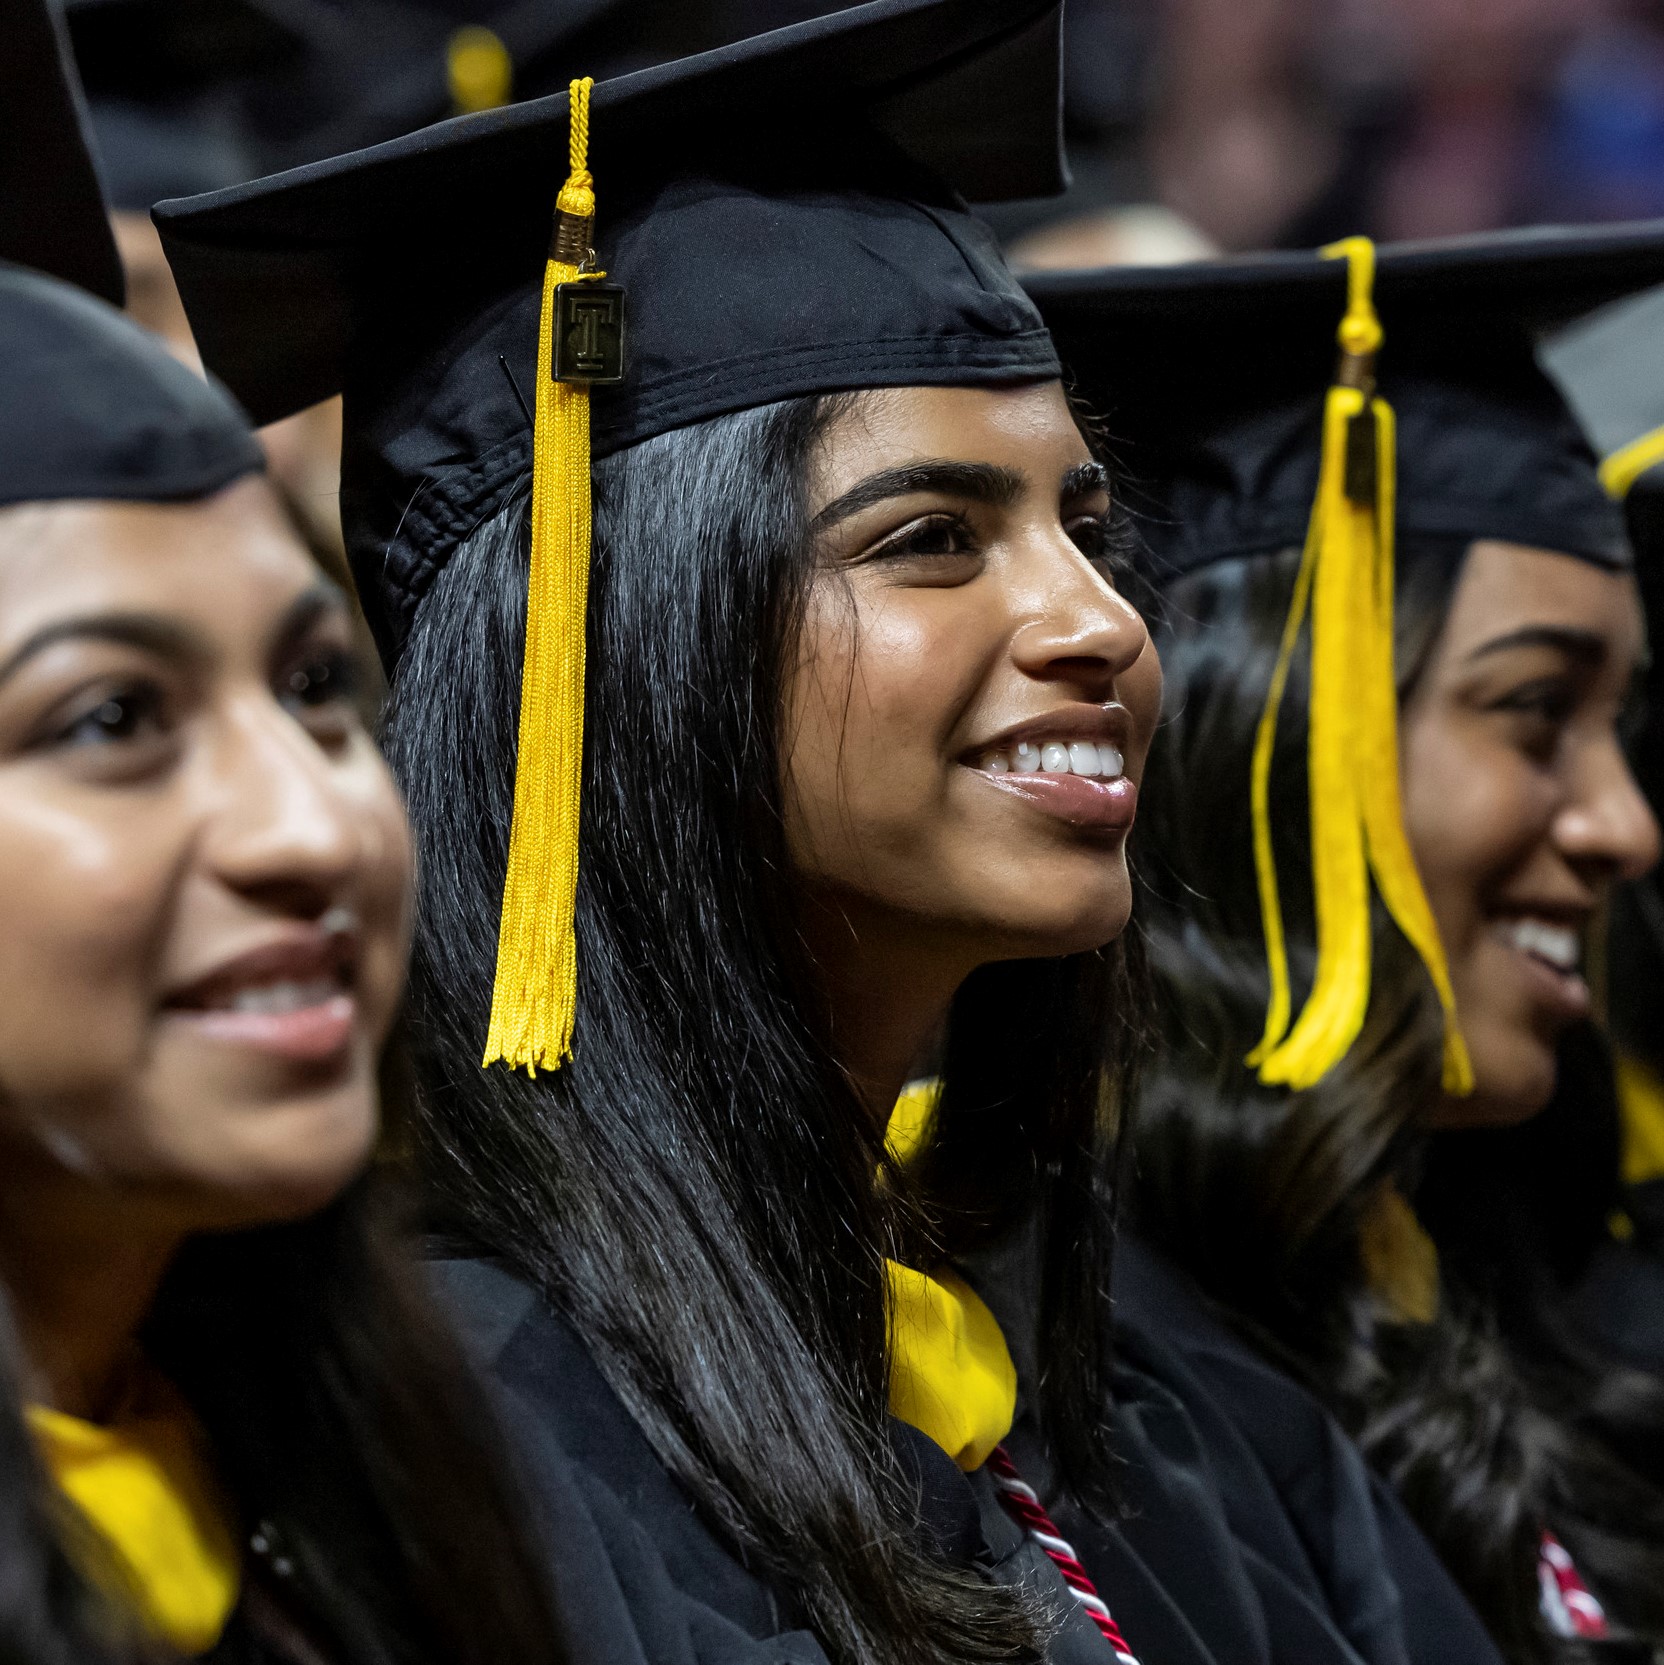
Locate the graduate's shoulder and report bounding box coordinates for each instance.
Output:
[427,1252,820,1655]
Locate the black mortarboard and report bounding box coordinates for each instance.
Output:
[243,0,634,168]
[156,0,1066,1073]
[0,0,124,301]
[0,0,263,507]
[1027,225,1664,582]
[63,0,305,210]
[1028,226,1664,1101]
[159,0,1063,633]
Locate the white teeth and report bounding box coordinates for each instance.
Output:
[1502,918,1580,972]
[226,977,339,1015]
[983,739,1128,779]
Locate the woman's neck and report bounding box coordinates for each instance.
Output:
[800,895,975,1122]
[0,1178,181,1421]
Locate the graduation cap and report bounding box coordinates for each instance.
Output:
[157,0,1068,1076]
[0,0,124,301]
[63,0,307,211]
[246,0,635,167]
[1029,224,1664,1094]
[0,0,262,508]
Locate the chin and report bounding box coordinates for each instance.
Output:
[986,886,1133,961]
[181,1093,377,1227]
[1433,1025,1558,1129]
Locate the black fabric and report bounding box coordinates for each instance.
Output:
[964,1230,1504,1665]
[0,0,124,302]
[1110,1240,1506,1665]
[66,0,301,211]
[1155,373,1625,577]
[153,0,1067,663]
[428,1256,1121,1665]
[1023,227,1664,582]
[1572,1212,1664,1372]
[0,263,262,508]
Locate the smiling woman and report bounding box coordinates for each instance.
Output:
[1399,541,1657,1126]
[0,484,402,1219]
[1031,230,1664,1663]
[0,279,601,1665]
[154,4,1176,1663]
[0,12,605,1655]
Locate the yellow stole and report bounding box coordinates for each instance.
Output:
[883,1078,1016,1470]
[885,1260,1017,1471]
[28,1377,239,1655]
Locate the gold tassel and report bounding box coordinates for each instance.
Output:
[483,78,601,1074]
[1247,238,1472,1094]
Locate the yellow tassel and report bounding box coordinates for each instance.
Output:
[483,78,599,1074]
[1248,238,1472,1093]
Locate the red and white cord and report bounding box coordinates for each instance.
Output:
[985,1444,1140,1665]
[1539,1531,1608,1640]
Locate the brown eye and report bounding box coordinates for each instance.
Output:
[278,644,363,751]
[880,515,977,561]
[1493,679,1577,762]
[57,684,167,747]
[280,648,359,711]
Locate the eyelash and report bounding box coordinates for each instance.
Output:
[1494,679,1577,727]
[53,681,169,749]
[868,513,979,562]
[865,507,1135,571]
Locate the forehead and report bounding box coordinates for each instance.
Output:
[812,381,1087,493]
[0,478,315,650]
[1443,539,1645,660]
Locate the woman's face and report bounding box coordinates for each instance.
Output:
[0,477,410,1233]
[1401,539,1658,1126]
[784,382,1161,977]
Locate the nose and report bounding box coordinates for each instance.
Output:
[201,693,362,918]
[1007,532,1151,697]
[1555,739,1661,886]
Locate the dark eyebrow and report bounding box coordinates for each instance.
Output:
[271,581,350,656]
[0,581,349,693]
[0,613,210,691]
[1466,625,1608,669]
[811,460,1025,532]
[1062,460,1111,502]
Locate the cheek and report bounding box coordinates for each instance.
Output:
[335,749,414,1042]
[0,790,181,1112]
[1400,715,1544,939]
[784,587,986,868]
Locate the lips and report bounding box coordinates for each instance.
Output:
[162,924,360,1063]
[1488,912,1590,1025]
[965,703,1138,834]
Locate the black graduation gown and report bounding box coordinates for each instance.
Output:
[429,1256,1123,1665]
[1109,1240,1504,1665]
[1573,1182,1664,1372]
[965,1234,1505,1665]
[201,1355,736,1665]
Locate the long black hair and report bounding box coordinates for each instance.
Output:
[1131,538,1664,1662]
[381,392,1140,1665]
[1,1166,568,1665]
